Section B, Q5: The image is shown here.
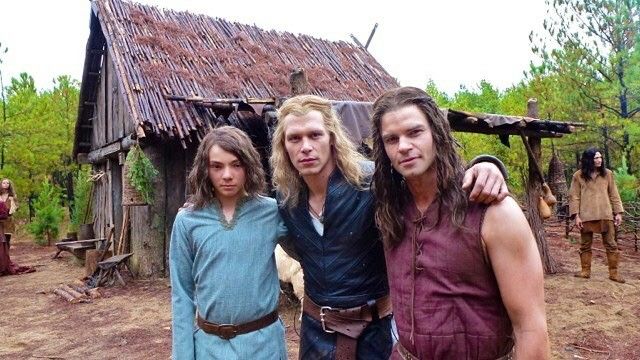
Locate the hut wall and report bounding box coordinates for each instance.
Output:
[91,160,113,238]
[163,143,195,272]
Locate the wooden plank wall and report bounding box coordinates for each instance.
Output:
[163,142,195,272]
[90,46,137,240]
[91,161,113,238]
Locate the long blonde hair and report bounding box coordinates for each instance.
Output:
[270,95,366,208]
[0,178,16,198]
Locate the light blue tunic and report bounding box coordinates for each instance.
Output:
[170,195,288,360]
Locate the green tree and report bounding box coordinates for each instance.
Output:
[530,0,640,119]
[28,180,64,245]
[1,73,79,218]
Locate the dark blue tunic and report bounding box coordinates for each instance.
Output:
[279,162,392,359]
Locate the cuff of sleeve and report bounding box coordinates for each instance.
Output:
[467,155,508,180]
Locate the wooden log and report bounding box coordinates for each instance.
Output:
[60,284,87,300]
[53,288,76,302]
[86,249,114,277]
[70,284,90,296]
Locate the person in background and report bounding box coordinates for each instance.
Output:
[0,177,34,276]
[569,147,625,283]
[0,178,18,247]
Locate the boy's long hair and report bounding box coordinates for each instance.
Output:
[580,147,606,181]
[187,126,265,209]
[270,95,366,208]
[371,87,468,248]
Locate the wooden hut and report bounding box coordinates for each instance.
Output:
[73,0,399,277]
[74,0,582,278]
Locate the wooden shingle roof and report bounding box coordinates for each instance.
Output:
[75,0,399,154]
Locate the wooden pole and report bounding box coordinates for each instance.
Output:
[117,206,130,255]
[523,98,559,274]
[289,68,310,96]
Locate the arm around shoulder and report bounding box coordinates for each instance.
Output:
[482,197,550,359]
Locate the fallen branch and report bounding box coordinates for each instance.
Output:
[571,343,610,354]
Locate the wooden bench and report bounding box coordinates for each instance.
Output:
[94,253,134,286]
[53,238,107,260]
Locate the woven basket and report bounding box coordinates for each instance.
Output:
[122,162,147,206]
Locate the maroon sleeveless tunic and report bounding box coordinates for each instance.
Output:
[386,200,513,359]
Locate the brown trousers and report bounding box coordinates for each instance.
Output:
[579,220,618,254]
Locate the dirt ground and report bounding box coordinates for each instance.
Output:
[1,221,639,359]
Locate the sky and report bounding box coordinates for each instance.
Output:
[0,0,548,95]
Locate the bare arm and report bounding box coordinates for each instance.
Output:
[482,197,550,359]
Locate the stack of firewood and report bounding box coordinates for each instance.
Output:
[53,281,102,304]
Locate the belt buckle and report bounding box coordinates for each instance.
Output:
[217,324,238,340]
[319,306,336,333]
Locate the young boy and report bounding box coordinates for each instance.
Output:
[170,126,287,359]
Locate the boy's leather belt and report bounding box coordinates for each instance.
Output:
[303,295,393,359]
[196,310,278,340]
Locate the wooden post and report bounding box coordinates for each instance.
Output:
[289,68,310,96]
[523,99,558,274]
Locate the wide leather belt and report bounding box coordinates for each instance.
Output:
[196,310,278,340]
[303,295,393,360]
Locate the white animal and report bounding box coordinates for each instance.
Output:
[275,244,304,307]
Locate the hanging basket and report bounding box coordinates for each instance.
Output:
[122,161,147,206]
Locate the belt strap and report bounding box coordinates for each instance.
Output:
[303,295,393,360]
[196,310,278,340]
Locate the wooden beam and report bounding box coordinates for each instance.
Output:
[84,135,138,164]
[77,153,90,164]
[449,124,564,138]
[87,142,121,164]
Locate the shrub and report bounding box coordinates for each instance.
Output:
[70,167,92,231]
[614,156,638,203]
[125,144,159,204]
[28,180,64,245]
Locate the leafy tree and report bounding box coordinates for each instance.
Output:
[1,73,79,219]
[530,0,640,119]
[70,167,92,232]
[28,180,64,245]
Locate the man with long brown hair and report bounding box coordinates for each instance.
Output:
[270,94,510,359]
[371,87,549,359]
[569,147,625,282]
[170,126,287,359]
